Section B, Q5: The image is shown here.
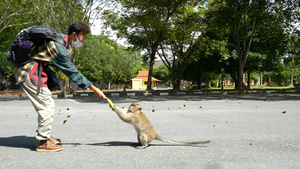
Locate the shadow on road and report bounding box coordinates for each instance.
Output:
[62,141,208,148]
[0,135,36,151]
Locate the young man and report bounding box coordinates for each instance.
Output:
[15,21,106,152]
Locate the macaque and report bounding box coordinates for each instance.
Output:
[111,103,210,149]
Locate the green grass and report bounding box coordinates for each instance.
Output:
[209,85,295,90]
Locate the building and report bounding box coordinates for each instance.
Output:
[130,70,162,89]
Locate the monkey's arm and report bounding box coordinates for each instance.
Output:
[112,106,130,122]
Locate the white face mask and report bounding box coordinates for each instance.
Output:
[71,34,83,48]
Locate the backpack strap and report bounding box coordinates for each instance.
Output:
[36,62,42,95]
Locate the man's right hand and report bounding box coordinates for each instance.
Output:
[90,85,106,99]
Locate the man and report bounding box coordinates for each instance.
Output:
[15,21,106,152]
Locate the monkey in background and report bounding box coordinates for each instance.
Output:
[111,103,210,149]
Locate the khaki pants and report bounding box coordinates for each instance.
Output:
[21,75,55,141]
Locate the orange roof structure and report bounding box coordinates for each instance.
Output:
[131,70,162,82]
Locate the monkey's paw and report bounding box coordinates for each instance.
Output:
[136,145,147,149]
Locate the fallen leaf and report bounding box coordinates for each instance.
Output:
[183,105,186,107]
[72,144,78,147]
[200,106,202,108]
[67,108,70,110]
[282,111,286,114]
[67,115,71,118]
[63,120,67,124]
[152,109,155,112]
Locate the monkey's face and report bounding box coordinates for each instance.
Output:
[128,103,142,113]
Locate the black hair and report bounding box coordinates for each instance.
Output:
[68,21,91,35]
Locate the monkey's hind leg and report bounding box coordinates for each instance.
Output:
[136,134,149,149]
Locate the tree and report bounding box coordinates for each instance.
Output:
[30,0,113,93]
[0,0,35,34]
[182,34,229,89]
[76,35,144,88]
[206,0,298,90]
[207,0,267,90]
[244,52,266,88]
[153,64,171,84]
[156,1,207,90]
[103,0,190,91]
[0,0,36,90]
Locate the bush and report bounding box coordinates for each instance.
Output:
[294,84,300,88]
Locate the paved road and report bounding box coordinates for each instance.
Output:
[0,95,300,169]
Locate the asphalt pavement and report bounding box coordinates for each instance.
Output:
[0,94,300,169]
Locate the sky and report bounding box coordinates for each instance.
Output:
[89,1,128,46]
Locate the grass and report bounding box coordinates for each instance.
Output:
[209,85,296,90]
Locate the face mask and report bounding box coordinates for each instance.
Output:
[71,34,83,48]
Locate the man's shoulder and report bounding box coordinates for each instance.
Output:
[53,33,69,50]
[53,33,68,47]
[55,32,65,38]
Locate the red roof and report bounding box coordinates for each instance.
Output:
[131,70,162,82]
[137,70,149,77]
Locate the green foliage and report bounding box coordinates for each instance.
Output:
[153,64,171,82]
[76,35,145,84]
[0,51,16,76]
[1,0,299,90]
[103,0,196,90]
[0,0,92,90]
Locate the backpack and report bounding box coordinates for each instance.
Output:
[6,25,65,93]
[6,25,64,67]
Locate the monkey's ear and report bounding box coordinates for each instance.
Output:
[139,108,142,110]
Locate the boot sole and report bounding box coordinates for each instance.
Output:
[36,147,63,152]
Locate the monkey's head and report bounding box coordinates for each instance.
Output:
[128,103,142,113]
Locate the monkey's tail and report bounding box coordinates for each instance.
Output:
[156,135,211,146]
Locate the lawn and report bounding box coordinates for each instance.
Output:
[209,85,296,90]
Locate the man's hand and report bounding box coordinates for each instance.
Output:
[90,85,106,99]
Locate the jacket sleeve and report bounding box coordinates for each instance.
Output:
[51,42,92,89]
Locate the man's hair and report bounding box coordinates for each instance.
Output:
[68,21,91,35]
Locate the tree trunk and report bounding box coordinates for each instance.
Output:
[268,76,272,86]
[221,73,224,90]
[197,75,202,90]
[229,72,237,88]
[146,53,155,91]
[236,52,248,90]
[147,44,159,91]
[173,76,181,90]
[173,66,185,90]
[247,71,251,89]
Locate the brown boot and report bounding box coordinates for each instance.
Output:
[49,136,61,145]
[36,140,63,152]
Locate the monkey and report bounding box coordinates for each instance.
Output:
[111,103,210,149]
